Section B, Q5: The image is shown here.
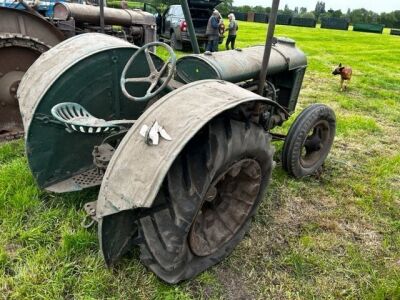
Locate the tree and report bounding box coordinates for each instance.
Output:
[301,12,315,19]
[283,4,292,15]
[314,1,326,21]
[253,5,267,13]
[216,0,233,16]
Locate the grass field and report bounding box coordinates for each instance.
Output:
[1,21,400,299]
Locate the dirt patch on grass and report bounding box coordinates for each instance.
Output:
[215,266,254,300]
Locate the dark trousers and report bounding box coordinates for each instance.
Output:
[226,35,236,50]
[206,37,219,52]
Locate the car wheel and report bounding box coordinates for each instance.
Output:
[170,32,182,50]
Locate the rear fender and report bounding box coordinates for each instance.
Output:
[96,79,270,218]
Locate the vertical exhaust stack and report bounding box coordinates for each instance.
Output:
[99,0,105,33]
[257,0,280,95]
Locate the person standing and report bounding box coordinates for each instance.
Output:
[225,13,238,50]
[205,10,221,53]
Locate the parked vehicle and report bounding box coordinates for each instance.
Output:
[158,2,224,50]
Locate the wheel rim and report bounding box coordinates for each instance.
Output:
[0,46,42,134]
[189,159,262,257]
[300,120,331,168]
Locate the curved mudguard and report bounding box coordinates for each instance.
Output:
[18,33,163,190]
[18,33,136,132]
[96,79,270,218]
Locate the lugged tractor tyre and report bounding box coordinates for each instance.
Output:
[137,117,274,283]
[282,104,336,178]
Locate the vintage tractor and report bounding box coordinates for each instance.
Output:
[0,0,156,141]
[17,0,336,283]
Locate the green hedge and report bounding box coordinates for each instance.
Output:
[353,23,385,34]
[321,18,349,31]
[235,12,247,21]
[254,13,268,23]
[390,28,400,36]
[290,17,316,28]
[276,14,291,25]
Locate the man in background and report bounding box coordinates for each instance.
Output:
[205,10,222,53]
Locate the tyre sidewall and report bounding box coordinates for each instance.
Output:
[282,104,336,178]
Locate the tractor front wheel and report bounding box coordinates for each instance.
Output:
[137,118,274,283]
[282,104,336,178]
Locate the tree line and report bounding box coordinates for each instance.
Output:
[116,0,400,28]
[217,1,400,28]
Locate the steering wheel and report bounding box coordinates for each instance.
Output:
[120,42,176,102]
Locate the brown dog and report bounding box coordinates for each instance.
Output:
[332,63,352,91]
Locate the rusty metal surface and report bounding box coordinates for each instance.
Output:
[96,80,270,218]
[0,34,50,140]
[189,158,262,256]
[0,7,64,46]
[18,33,136,134]
[45,168,104,193]
[93,143,115,171]
[54,3,156,27]
[0,130,24,143]
[0,7,63,140]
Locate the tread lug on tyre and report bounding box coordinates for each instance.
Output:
[282,103,336,178]
[137,118,274,283]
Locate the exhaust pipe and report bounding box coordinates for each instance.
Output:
[257,0,280,95]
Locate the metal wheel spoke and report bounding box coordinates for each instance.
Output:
[189,159,262,257]
[144,48,156,73]
[125,77,151,83]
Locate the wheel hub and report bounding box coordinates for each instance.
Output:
[301,120,330,168]
[189,159,262,257]
[0,71,24,106]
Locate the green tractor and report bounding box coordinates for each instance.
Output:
[17,0,336,283]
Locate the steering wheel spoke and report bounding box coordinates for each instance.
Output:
[124,77,152,83]
[120,42,177,102]
[157,61,170,78]
[147,80,159,94]
[144,48,157,73]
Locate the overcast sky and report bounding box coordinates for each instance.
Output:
[233,0,399,13]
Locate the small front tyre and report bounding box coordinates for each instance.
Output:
[282,104,336,178]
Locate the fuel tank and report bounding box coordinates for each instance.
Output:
[175,37,307,83]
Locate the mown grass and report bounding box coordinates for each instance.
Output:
[1,22,400,299]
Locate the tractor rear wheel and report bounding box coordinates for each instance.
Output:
[0,34,50,141]
[282,104,336,178]
[137,117,273,283]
